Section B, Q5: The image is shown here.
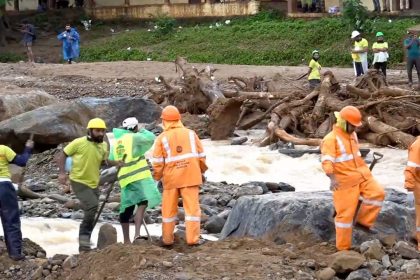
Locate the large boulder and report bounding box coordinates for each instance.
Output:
[0,97,161,151]
[220,189,415,246]
[0,86,57,121]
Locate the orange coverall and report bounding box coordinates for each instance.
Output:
[152,120,208,245]
[321,125,385,250]
[405,137,420,249]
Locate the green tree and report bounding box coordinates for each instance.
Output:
[0,0,12,46]
[343,0,370,31]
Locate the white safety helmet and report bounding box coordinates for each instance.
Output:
[122,117,139,130]
[351,30,361,39]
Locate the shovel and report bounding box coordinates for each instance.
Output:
[93,154,126,228]
[352,152,384,225]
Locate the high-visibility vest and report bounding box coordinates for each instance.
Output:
[321,126,371,188]
[405,137,420,189]
[112,133,151,188]
[152,127,206,189]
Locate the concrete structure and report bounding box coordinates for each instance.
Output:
[287,0,418,14]
[87,1,260,20]
[6,0,76,11]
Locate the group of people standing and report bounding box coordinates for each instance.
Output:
[306,30,420,89]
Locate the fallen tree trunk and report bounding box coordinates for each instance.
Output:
[365,116,416,148]
[274,128,321,146]
[361,132,392,146]
[346,85,372,99]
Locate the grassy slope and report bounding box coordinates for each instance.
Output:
[80,14,420,67]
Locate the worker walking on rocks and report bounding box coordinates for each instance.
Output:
[321,106,385,251]
[110,117,161,244]
[404,136,420,250]
[58,118,123,252]
[0,140,34,261]
[152,106,208,246]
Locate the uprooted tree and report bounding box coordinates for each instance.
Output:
[149,57,420,148]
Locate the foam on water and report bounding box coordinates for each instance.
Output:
[1,130,407,256]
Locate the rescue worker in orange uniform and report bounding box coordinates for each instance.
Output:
[321,106,385,251]
[152,105,208,246]
[404,136,420,250]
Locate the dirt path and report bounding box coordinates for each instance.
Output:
[1,60,410,82]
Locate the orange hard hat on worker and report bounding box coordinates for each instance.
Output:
[161,105,181,121]
[339,106,363,127]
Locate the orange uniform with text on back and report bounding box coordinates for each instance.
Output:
[152,106,208,245]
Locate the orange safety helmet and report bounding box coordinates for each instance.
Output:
[161,105,181,121]
[340,106,363,127]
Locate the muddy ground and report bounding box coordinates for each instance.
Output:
[0,61,419,280]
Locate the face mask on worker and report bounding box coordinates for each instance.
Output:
[346,123,356,134]
[377,37,384,43]
[66,27,71,32]
[87,129,105,143]
[334,112,347,133]
[356,36,362,42]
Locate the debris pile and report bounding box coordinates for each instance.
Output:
[151,58,420,148]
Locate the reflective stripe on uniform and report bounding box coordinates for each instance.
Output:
[334,136,355,163]
[361,198,383,207]
[0,178,11,183]
[407,161,420,168]
[162,216,178,223]
[151,157,165,163]
[335,222,353,228]
[118,166,150,181]
[124,156,145,167]
[161,130,206,163]
[162,136,171,159]
[321,155,336,163]
[185,215,201,222]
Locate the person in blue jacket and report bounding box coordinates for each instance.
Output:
[0,140,34,261]
[57,24,80,64]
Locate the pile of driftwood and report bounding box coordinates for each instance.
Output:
[149,58,420,149]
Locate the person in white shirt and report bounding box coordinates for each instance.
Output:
[372,32,389,77]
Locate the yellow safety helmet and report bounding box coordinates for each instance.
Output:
[87,118,107,129]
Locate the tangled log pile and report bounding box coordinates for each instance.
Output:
[149,58,420,148]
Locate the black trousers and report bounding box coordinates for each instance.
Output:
[0,181,22,257]
[354,62,364,77]
[407,57,420,84]
[374,62,387,77]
